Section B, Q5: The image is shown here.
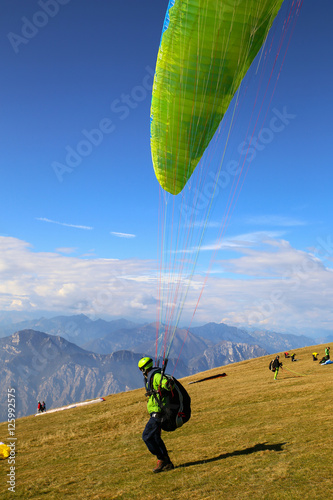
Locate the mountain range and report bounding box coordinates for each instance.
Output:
[0,314,318,421]
[0,313,317,353]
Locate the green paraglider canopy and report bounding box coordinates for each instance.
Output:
[150,0,284,195]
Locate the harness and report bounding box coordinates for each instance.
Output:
[146,368,168,414]
[144,366,191,431]
[145,368,182,418]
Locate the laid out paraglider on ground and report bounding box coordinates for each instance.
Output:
[321,359,333,365]
[0,442,11,460]
[188,373,227,385]
[35,398,105,417]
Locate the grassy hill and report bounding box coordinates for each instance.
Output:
[1,344,332,499]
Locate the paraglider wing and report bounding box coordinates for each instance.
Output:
[151,0,284,195]
[0,442,10,459]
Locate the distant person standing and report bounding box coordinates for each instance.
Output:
[272,355,283,380]
[325,347,330,360]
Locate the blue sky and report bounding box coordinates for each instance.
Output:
[0,1,332,337]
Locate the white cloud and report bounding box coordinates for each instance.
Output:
[194,238,333,331]
[36,218,93,230]
[0,236,154,320]
[195,231,284,252]
[111,232,136,238]
[244,215,307,227]
[0,235,332,334]
[195,266,333,333]
[220,238,323,277]
[56,247,77,254]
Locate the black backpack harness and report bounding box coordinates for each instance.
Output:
[145,367,191,432]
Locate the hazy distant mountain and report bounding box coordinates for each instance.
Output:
[149,327,213,363]
[0,314,317,355]
[316,334,333,345]
[82,322,157,353]
[190,323,315,354]
[0,314,139,345]
[187,341,267,374]
[84,323,213,361]
[190,323,255,344]
[246,329,315,354]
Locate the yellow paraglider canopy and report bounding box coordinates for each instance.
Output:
[0,442,10,459]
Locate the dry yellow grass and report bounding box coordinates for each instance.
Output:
[1,343,332,499]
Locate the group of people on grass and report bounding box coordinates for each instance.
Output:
[271,346,330,380]
[284,352,297,361]
[313,346,331,364]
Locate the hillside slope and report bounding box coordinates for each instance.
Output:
[0,344,332,499]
